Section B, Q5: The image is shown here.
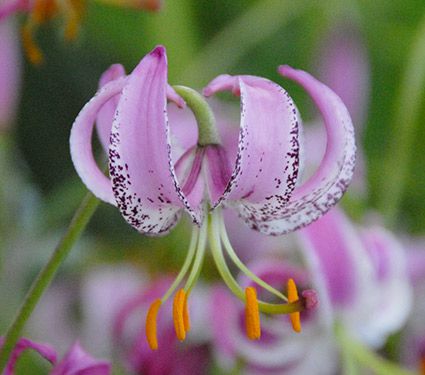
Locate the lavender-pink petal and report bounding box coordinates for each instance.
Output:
[50,342,111,375]
[108,46,194,235]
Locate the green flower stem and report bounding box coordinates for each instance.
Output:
[172,85,220,146]
[335,323,415,375]
[0,191,100,372]
[379,14,425,226]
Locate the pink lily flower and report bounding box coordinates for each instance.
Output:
[0,338,110,374]
[70,45,355,346]
[0,19,21,131]
[212,207,412,374]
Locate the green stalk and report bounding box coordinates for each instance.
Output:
[335,323,415,375]
[379,14,425,226]
[179,0,311,86]
[0,192,99,371]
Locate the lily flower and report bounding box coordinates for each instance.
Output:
[0,338,110,374]
[0,0,162,65]
[70,45,355,348]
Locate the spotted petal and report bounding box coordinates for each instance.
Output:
[109,46,202,235]
[232,66,355,235]
[70,76,127,204]
[203,75,300,215]
[96,64,126,152]
[0,337,57,375]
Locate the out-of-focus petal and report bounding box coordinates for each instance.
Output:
[70,76,127,204]
[318,25,370,128]
[359,227,412,347]
[108,46,197,235]
[0,337,57,375]
[247,66,355,235]
[50,342,111,375]
[203,74,300,214]
[0,0,30,20]
[96,64,126,152]
[298,209,368,307]
[0,20,21,131]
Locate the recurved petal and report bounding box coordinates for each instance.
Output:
[203,75,300,211]
[50,342,111,375]
[70,76,127,205]
[109,46,199,235]
[96,64,126,152]
[0,337,57,375]
[239,66,355,235]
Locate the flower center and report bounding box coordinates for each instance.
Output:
[145,209,311,350]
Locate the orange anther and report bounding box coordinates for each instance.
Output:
[145,299,161,350]
[183,292,190,333]
[173,289,186,341]
[420,356,425,375]
[245,287,261,340]
[287,278,301,333]
[64,0,86,41]
[21,24,43,65]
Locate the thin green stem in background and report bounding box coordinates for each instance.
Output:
[379,14,425,226]
[179,0,311,86]
[335,323,415,375]
[0,192,99,372]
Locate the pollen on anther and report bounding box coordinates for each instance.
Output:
[245,287,261,340]
[173,289,186,341]
[183,292,190,332]
[287,278,301,333]
[146,299,162,350]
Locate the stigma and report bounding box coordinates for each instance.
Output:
[145,209,314,350]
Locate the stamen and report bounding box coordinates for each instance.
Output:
[209,211,304,315]
[219,210,288,302]
[173,289,186,341]
[420,356,425,375]
[146,299,161,350]
[32,0,57,24]
[183,292,190,332]
[64,0,86,41]
[245,287,261,340]
[21,23,43,65]
[287,278,301,333]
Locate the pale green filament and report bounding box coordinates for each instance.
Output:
[209,211,303,314]
[184,217,208,293]
[161,226,199,303]
[217,209,288,302]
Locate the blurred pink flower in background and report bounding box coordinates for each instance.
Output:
[211,208,412,374]
[0,337,110,374]
[0,19,21,132]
